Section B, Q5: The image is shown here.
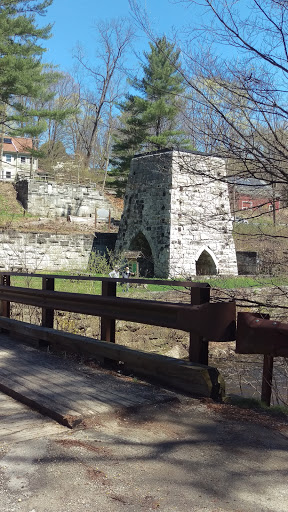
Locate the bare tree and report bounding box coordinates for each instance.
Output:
[130,0,288,183]
[129,0,288,230]
[43,73,80,155]
[127,0,288,279]
[183,2,288,183]
[72,18,134,169]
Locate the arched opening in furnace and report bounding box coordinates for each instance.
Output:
[196,249,217,275]
[129,232,154,277]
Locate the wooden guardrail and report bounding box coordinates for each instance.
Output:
[0,273,236,365]
[236,312,288,406]
[0,273,287,405]
[0,273,237,400]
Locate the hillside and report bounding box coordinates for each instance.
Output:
[0,182,25,219]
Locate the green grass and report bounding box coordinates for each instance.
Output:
[0,204,25,222]
[0,184,34,224]
[233,219,288,235]
[11,275,42,289]
[194,275,288,289]
[10,273,102,294]
[9,272,288,294]
[225,396,288,418]
[9,273,177,295]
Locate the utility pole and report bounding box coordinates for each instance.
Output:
[272,180,276,226]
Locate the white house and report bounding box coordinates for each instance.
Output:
[0,136,38,181]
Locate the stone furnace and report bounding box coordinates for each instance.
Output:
[115,149,238,278]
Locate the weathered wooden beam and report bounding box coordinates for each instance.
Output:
[0,274,10,319]
[261,355,274,407]
[0,275,10,334]
[189,287,211,364]
[0,317,225,400]
[100,280,116,343]
[236,312,288,357]
[42,277,54,329]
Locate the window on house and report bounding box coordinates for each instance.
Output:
[6,171,11,179]
[242,200,253,210]
[20,156,26,164]
[3,138,12,144]
[5,154,11,163]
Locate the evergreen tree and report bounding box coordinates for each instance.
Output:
[0,1,67,140]
[111,36,191,182]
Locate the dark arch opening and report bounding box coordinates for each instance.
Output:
[129,232,154,277]
[196,250,217,275]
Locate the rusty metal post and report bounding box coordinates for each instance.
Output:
[261,355,274,406]
[189,286,210,364]
[42,277,54,328]
[101,280,116,343]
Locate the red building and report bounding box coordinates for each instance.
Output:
[229,178,280,215]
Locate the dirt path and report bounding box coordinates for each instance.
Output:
[0,392,287,512]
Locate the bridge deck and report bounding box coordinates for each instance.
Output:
[0,334,176,428]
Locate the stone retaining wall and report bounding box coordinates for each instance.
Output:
[0,231,94,272]
[15,180,118,219]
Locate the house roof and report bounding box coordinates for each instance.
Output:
[2,137,33,154]
[123,250,143,259]
[228,177,273,197]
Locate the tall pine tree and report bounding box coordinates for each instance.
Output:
[0,1,67,140]
[111,36,191,182]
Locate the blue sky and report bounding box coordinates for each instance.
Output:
[41,0,199,74]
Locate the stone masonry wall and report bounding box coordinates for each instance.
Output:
[115,149,238,278]
[169,152,238,276]
[0,231,94,272]
[15,180,118,219]
[115,152,173,277]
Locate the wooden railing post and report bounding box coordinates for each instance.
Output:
[101,280,116,342]
[261,355,274,406]
[189,286,211,364]
[0,275,10,332]
[42,277,54,328]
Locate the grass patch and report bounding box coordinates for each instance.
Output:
[10,275,42,289]
[233,219,288,237]
[225,395,288,418]
[10,272,102,294]
[194,275,288,289]
[0,183,35,225]
[9,272,288,293]
[9,272,186,294]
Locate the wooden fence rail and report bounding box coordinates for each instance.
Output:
[2,273,287,405]
[0,273,236,366]
[236,312,288,406]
